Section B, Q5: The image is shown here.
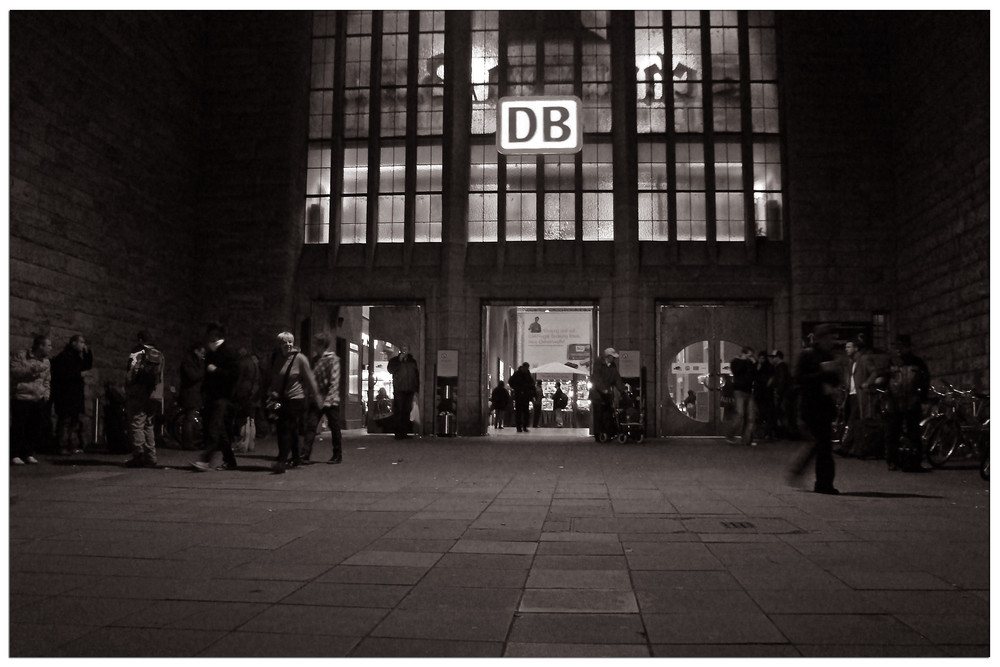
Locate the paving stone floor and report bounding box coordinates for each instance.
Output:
[8,430,990,657]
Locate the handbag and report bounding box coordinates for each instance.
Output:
[266,355,296,423]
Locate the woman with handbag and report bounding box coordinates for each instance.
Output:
[266,331,322,474]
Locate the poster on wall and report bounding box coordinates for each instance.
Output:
[518,308,593,373]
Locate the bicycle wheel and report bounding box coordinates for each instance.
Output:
[926,420,959,467]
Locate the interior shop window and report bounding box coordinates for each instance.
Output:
[543,154,575,241]
[417,11,445,135]
[634,10,667,134]
[377,142,406,243]
[471,11,499,135]
[749,10,779,133]
[714,140,744,241]
[709,11,741,133]
[581,11,611,133]
[637,141,668,241]
[505,154,537,241]
[380,11,408,138]
[304,12,337,244]
[341,142,368,244]
[675,141,706,241]
[468,141,498,241]
[582,141,614,240]
[753,138,782,239]
[415,143,443,242]
[672,11,703,134]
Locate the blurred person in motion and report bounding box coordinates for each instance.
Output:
[50,334,93,455]
[192,323,240,472]
[788,324,842,494]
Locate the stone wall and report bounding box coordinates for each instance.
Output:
[9,11,206,407]
[889,12,990,389]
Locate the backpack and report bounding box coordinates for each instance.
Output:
[553,390,568,410]
[133,347,163,389]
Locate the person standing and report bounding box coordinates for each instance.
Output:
[192,324,241,472]
[176,342,206,450]
[387,344,420,439]
[532,379,543,428]
[552,381,569,427]
[10,335,52,465]
[590,348,625,441]
[727,347,758,446]
[303,332,344,465]
[769,350,795,438]
[883,334,930,472]
[125,331,163,468]
[788,324,842,494]
[509,362,535,433]
[266,331,321,473]
[489,380,511,429]
[232,346,261,454]
[754,349,775,441]
[50,334,93,455]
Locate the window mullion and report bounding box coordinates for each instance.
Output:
[699,10,716,257]
[738,10,755,254]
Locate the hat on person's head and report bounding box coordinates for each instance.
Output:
[769,349,783,359]
[603,347,619,358]
[894,334,912,348]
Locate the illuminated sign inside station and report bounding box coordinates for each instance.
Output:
[496,96,583,155]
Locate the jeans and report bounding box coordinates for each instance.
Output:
[11,399,48,460]
[200,397,236,467]
[303,404,342,461]
[393,391,415,437]
[276,398,307,468]
[732,390,756,444]
[126,397,157,464]
[56,410,86,453]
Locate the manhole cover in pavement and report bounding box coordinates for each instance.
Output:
[681,517,800,534]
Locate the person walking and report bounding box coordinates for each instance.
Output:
[727,347,757,446]
[124,331,163,468]
[50,334,93,455]
[489,380,511,429]
[10,335,52,465]
[192,324,241,472]
[303,332,344,465]
[509,362,535,433]
[552,381,569,427]
[590,348,625,441]
[788,324,842,494]
[266,331,321,473]
[387,344,420,439]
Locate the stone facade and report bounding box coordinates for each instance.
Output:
[9,11,989,437]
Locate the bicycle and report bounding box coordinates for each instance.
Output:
[922,383,989,471]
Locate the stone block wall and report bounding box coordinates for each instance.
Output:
[9,11,206,410]
[780,11,896,338]
[889,12,990,389]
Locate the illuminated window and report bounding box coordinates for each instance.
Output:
[582,141,613,240]
[634,10,781,244]
[505,154,537,241]
[305,10,443,245]
[470,11,499,135]
[468,141,498,241]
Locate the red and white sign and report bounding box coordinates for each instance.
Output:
[497,96,583,155]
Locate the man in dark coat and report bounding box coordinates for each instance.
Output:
[50,334,93,454]
[387,344,420,439]
[508,362,535,433]
[789,324,842,494]
[192,324,241,471]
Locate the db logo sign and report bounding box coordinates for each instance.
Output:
[497,96,583,155]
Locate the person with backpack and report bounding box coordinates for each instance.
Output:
[552,381,569,427]
[125,330,164,467]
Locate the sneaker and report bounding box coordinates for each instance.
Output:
[328,456,342,465]
[814,486,840,495]
[11,457,25,466]
[191,461,210,472]
[25,456,39,464]
[215,462,237,471]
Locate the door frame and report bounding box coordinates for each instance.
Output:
[655,301,772,437]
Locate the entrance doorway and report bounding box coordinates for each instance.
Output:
[657,303,770,436]
[308,303,424,434]
[482,304,597,437]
